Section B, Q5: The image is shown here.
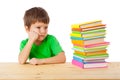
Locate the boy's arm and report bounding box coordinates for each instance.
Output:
[18,30,39,64]
[29,52,66,65]
[18,40,34,64]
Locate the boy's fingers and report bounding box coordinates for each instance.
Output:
[33,31,40,35]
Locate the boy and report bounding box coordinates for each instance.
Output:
[18,7,66,65]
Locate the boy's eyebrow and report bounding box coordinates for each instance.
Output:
[36,26,48,27]
[45,26,48,27]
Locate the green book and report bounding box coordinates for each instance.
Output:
[73,45,108,52]
[72,28,106,34]
[74,53,109,58]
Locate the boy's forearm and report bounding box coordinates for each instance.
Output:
[38,52,66,64]
[18,40,34,64]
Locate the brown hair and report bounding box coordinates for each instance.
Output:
[23,7,50,28]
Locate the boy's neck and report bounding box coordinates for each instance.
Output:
[34,40,42,45]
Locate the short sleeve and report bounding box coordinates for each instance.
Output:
[49,36,64,56]
[19,39,28,52]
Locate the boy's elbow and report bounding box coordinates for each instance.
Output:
[19,61,26,64]
[61,53,66,63]
[63,56,66,63]
[18,57,26,64]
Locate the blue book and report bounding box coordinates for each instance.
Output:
[70,36,105,40]
[73,56,105,64]
[73,56,85,63]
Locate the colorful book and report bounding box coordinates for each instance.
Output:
[72,59,108,69]
[71,31,106,38]
[72,28,106,34]
[74,49,107,56]
[72,25,106,32]
[82,32,106,38]
[71,36,105,40]
[80,28,106,34]
[84,42,109,48]
[73,42,109,48]
[74,53,109,60]
[73,56,105,63]
[71,20,102,28]
[70,33,82,37]
[71,38,104,46]
[73,45,108,52]
[76,56,108,61]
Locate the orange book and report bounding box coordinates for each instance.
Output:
[74,49,107,56]
[71,38,104,46]
[73,42,109,48]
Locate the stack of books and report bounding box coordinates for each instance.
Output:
[70,20,109,69]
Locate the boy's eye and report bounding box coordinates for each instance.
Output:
[36,26,48,29]
[45,26,48,29]
[37,27,41,29]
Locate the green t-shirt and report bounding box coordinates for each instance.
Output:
[20,34,64,59]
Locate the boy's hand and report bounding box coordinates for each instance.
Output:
[29,58,45,65]
[28,31,39,42]
[29,58,39,65]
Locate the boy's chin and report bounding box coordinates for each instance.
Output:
[37,35,47,42]
[37,37,44,41]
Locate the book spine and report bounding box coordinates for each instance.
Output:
[72,59,84,68]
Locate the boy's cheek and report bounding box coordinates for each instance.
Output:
[30,27,38,32]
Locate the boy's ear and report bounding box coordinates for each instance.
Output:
[25,26,29,32]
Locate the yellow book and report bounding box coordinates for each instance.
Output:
[71,20,102,28]
[71,24,80,28]
[70,33,82,37]
[74,50,107,56]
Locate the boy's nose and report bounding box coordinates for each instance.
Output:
[39,28,45,34]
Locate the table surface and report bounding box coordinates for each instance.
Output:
[0,62,120,80]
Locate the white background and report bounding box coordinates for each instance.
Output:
[0,0,119,62]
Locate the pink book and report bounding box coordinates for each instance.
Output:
[85,42,110,48]
[72,59,108,69]
[72,59,84,68]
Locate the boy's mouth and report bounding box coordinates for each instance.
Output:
[39,35,45,37]
[38,35,46,39]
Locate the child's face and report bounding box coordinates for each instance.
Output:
[27,22,48,42]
